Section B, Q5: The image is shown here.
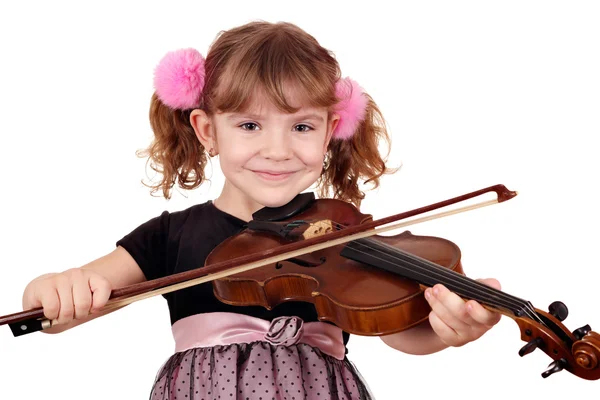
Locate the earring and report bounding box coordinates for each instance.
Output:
[208,147,215,157]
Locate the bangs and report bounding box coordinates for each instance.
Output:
[206,30,339,114]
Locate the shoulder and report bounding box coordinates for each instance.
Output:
[119,201,214,239]
[119,200,246,250]
[166,201,214,225]
[163,200,246,237]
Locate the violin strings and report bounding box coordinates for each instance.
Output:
[352,236,526,310]
[346,239,530,317]
[325,221,544,325]
[348,239,543,325]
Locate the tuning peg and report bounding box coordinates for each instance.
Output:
[573,324,591,340]
[519,337,543,356]
[548,301,568,321]
[542,358,567,378]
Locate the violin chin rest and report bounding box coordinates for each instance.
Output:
[252,192,316,221]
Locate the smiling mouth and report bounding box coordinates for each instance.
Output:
[252,170,296,181]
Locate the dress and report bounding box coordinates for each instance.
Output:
[116,201,374,399]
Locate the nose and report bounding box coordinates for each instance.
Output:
[260,131,293,161]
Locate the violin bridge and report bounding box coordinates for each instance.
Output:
[302,220,335,239]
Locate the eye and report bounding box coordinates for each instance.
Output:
[239,122,260,131]
[294,124,313,133]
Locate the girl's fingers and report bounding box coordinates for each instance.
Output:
[89,275,112,313]
[425,285,475,331]
[54,274,74,325]
[71,271,93,320]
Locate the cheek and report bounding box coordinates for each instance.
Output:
[295,140,326,167]
[304,153,325,168]
[215,129,253,168]
[220,149,252,170]
[218,140,256,169]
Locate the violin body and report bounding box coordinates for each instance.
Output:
[208,197,464,336]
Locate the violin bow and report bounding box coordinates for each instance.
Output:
[1,184,599,380]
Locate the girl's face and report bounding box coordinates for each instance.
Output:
[192,96,339,218]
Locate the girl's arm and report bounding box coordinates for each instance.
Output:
[22,246,146,334]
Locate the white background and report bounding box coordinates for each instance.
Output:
[1,1,598,398]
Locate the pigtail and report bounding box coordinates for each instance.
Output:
[136,93,208,199]
[319,94,395,207]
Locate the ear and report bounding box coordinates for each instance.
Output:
[190,109,216,153]
[324,113,341,153]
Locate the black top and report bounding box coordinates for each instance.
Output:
[116,201,350,345]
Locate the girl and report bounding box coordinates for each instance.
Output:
[21,21,501,399]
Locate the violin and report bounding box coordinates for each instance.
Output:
[1,184,599,381]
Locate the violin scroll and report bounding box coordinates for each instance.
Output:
[514,302,600,380]
[573,331,600,370]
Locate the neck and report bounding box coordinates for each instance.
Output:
[214,181,264,222]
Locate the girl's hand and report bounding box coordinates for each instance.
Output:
[424,278,502,347]
[22,268,112,327]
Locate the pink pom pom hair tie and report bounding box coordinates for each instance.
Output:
[332,77,368,140]
[154,48,206,110]
[153,49,367,140]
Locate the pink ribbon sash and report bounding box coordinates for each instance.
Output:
[172,312,346,360]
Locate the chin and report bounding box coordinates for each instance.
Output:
[255,196,295,209]
[251,189,301,210]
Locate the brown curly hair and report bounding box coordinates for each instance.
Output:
[139,21,396,207]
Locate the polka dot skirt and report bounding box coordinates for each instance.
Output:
[149,342,373,400]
